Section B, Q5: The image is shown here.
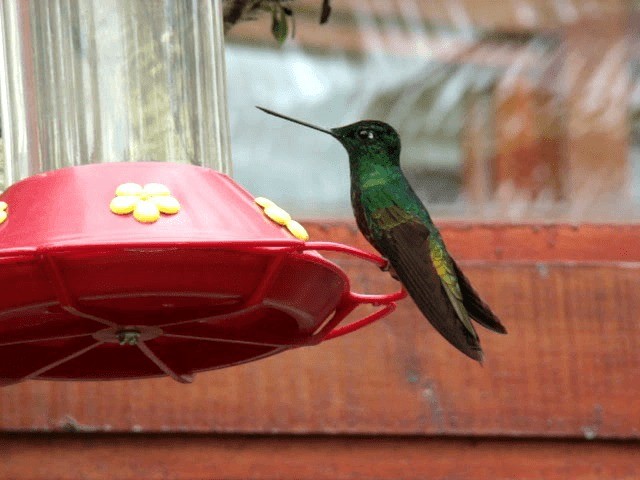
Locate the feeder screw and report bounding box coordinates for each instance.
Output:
[118,329,141,346]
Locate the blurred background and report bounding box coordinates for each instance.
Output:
[2,0,639,221]
[225,0,640,221]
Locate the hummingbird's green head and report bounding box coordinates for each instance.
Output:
[256,107,401,167]
[330,121,401,166]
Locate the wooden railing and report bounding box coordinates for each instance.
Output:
[1,221,639,478]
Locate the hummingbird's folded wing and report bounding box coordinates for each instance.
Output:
[375,213,484,361]
[451,259,507,334]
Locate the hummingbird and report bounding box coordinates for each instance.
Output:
[257,107,507,361]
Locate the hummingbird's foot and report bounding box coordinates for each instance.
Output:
[379,258,400,281]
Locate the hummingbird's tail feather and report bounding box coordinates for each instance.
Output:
[377,220,484,362]
[451,259,507,334]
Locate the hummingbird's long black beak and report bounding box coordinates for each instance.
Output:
[257,106,334,136]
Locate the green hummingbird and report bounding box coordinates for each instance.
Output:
[257,107,507,361]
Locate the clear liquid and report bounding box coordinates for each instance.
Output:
[0,0,231,189]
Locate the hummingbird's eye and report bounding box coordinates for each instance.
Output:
[358,129,374,141]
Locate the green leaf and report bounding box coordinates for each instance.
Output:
[271,6,288,45]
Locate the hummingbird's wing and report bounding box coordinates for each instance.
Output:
[372,207,484,361]
[451,259,507,334]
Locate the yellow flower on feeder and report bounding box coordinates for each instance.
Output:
[110,182,180,223]
[0,201,8,224]
[255,197,309,241]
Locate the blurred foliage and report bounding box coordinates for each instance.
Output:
[223,0,330,41]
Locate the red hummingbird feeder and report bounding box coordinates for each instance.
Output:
[0,1,403,385]
[0,162,404,385]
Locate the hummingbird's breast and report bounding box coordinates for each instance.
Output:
[350,186,376,245]
[348,162,417,250]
